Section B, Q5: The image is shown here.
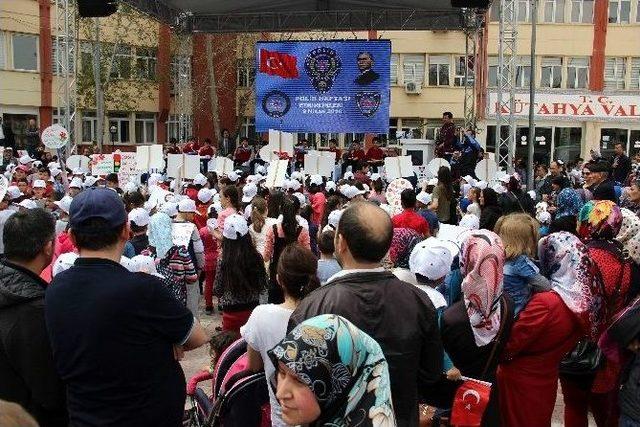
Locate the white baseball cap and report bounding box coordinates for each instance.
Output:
[288,179,302,191]
[227,171,239,182]
[50,168,61,178]
[120,256,137,272]
[32,160,43,168]
[370,173,381,182]
[6,186,22,200]
[123,181,138,193]
[48,161,60,170]
[72,168,84,176]
[292,192,306,207]
[475,180,488,190]
[212,200,223,215]
[462,175,476,185]
[325,181,337,192]
[416,191,432,206]
[527,190,537,200]
[69,177,84,189]
[178,198,197,213]
[54,195,73,214]
[19,155,34,165]
[17,199,38,210]
[223,213,249,240]
[159,202,178,218]
[409,237,455,281]
[256,165,266,175]
[130,255,163,278]
[193,173,208,186]
[128,207,150,227]
[148,173,163,187]
[343,171,354,180]
[291,171,304,182]
[32,179,46,189]
[498,174,511,184]
[309,174,323,186]
[242,183,258,203]
[537,210,552,224]
[84,176,99,188]
[459,213,480,229]
[327,209,343,230]
[198,188,214,204]
[52,252,78,277]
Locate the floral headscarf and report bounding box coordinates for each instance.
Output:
[389,228,423,269]
[538,231,605,339]
[555,188,584,219]
[577,200,623,241]
[459,230,505,346]
[616,208,640,264]
[268,314,395,427]
[148,212,173,258]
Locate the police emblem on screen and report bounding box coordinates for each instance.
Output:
[355,92,381,117]
[304,47,342,93]
[262,90,291,118]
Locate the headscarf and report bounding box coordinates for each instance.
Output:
[555,187,584,219]
[268,314,395,427]
[616,208,640,264]
[459,229,505,346]
[388,228,422,269]
[148,212,173,258]
[538,231,605,339]
[577,200,623,241]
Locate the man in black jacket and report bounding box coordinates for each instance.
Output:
[0,209,67,426]
[586,161,617,202]
[289,202,443,426]
[612,142,632,184]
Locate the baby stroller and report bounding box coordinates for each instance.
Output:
[184,338,271,427]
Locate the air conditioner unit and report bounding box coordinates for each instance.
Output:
[404,81,422,94]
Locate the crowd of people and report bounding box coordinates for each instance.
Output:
[0,123,639,427]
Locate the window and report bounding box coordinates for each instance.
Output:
[81,111,97,143]
[630,58,640,90]
[544,0,565,22]
[402,54,425,85]
[344,133,366,146]
[454,55,474,87]
[52,37,76,75]
[390,53,398,85]
[12,34,38,71]
[540,57,562,88]
[170,55,191,94]
[240,117,256,141]
[110,45,132,79]
[134,47,156,80]
[515,56,531,88]
[567,57,589,89]
[0,32,6,69]
[571,0,593,22]
[80,42,94,77]
[108,113,130,143]
[236,59,255,88]
[517,0,531,22]
[134,113,156,144]
[600,128,629,158]
[609,0,631,23]
[604,57,627,89]
[400,119,423,139]
[554,127,582,162]
[488,56,498,87]
[424,123,441,140]
[388,118,398,142]
[631,130,640,154]
[428,55,450,86]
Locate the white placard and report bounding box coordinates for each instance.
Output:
[265,159,289,188]
[41,124,69,149]
[214,157,234,175]
[66,155,90,173]
[136,146,150,171]
[427,158,451,176]
[0,176,8,201]
[136,145,164,171]
[183,155,201,180]
[261,130,295,161]
[304,154,334,177]
[91,154,114,175]
[321,150,337,160]
[475,158,499,182]
[117,152,138,186]
[166,154,183,178]
[384,156,414,180]
[171,222,195,247]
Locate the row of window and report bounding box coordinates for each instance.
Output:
[489,0,640,25]
[79,112,157,144]
[79,42,157,80]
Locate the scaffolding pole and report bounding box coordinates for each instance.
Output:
[462,9,483,131]
[174,12,193,143]
[54,0,77,155]
[495,0,518,172]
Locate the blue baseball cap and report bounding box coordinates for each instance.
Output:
[69,187,127,229]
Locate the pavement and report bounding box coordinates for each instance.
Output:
[179,303,593,426]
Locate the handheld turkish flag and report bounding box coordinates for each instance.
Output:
[450,378,492,427]
[259,49,299,79]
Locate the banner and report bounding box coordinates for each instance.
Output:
[256,40,390,133]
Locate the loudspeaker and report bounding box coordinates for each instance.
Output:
[78,0,118,18]
[451,0,491,8]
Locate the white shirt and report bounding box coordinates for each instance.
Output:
[240,304,293,427]
[249,217,277,256]
[326,267,385,284]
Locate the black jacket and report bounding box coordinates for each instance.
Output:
[590,179,617,202]
[0,260,67,426]
[612,154,632,184]
[480,205,502,232]
[499,190,535,216]
[289,270,443,427]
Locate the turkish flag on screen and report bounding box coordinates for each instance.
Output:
[259,49,299,78]
[450,379,492,427]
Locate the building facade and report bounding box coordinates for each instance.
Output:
[1,0,639,160]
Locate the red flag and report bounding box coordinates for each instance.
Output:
[259,49,299,78]
[450,379,492,427]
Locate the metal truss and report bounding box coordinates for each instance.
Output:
[495,0,518,172]
[462,9,484,131]
[54,0,77,154]
[173,12,193,143]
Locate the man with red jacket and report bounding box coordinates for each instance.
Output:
[233,137,252,167]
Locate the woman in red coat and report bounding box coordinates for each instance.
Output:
[498,231,604,427]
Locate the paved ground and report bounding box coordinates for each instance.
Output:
[179,305,593,426]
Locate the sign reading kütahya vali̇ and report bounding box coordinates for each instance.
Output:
[255,40,391,133]
[487,93,640,121]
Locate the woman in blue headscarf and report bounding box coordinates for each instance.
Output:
[268,314,395,427]
[550,187,584,235]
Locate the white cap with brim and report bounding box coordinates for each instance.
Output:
[178,198,197,213]
[409,237,455,281]
[242,183,258,203]
[53,252,78,277]
[54,195,73,214]
[128,207,150,227]
[222,213,249,240]
[416,191,432,206]
[198,188,214,204]
[17,199,38,210]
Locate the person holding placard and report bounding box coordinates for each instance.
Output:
[365,137,385,171]
[233,137,252,168]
